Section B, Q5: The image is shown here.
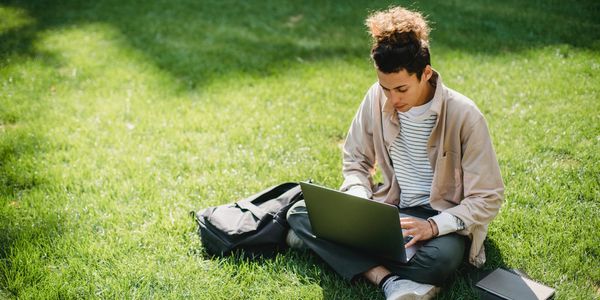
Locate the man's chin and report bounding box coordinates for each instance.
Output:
[395,105,410,112]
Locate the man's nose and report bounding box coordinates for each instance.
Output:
[389,92,402,104]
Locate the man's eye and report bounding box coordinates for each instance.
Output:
[397,89,407,93]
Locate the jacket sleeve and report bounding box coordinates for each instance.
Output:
[445,117,504,230]
[339,87,378,198]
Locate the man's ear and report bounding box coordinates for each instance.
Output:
[423,65,433,81]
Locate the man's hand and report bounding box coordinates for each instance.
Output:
[400,217,438,248]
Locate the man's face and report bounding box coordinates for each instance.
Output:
[376,67,432,112]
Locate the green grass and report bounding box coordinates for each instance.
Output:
[1,0,599,298]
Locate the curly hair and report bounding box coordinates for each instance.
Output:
[365,6,431,78]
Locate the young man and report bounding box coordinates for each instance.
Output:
[286,6,504,300]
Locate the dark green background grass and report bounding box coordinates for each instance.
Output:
[1,0,599,299]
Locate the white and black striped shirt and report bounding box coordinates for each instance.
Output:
[390,105,437,208]
[388,101,465,234]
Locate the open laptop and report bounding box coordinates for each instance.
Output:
[300,182,422,263]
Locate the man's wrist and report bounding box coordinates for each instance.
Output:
[427,219,439,238]
[430,212,461,236]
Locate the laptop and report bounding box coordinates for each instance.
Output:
[300,182,422,263]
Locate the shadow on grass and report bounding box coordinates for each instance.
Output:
[1,0,599,91]
[197,248,382,299]
[191,236,509,299]
[0,130,44,258]
[0,128,65,296]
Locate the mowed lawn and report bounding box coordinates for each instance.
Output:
[1,0,599,299]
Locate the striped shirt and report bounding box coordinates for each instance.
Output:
[390,103,437,208]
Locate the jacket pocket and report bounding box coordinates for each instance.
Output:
[432,151,463,204]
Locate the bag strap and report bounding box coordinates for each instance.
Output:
[243,182,299,204]
[236,201,267,220]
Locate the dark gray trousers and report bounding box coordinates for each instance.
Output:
[287,200,466,285]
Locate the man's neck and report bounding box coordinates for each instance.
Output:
[416,79,435,107]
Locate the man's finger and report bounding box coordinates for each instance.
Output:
[404,235,419,248]
[400,219,416,229]
[402,229,414,237]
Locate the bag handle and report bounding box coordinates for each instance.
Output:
[243,182,298,203]
[236,201,267,220]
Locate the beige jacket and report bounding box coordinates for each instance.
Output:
[341,71,504,267]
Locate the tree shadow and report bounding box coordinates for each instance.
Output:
[426,0,600,54]
[237,249,383,299]
[274,238,510,299]
[0,132,37,262]
[1,0,599,93]
[0,129,66,296]
[189,236,510,299]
